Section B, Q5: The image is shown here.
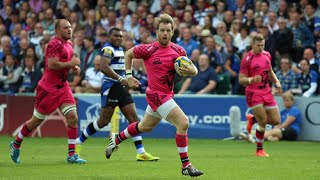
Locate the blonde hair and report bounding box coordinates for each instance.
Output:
[154,13,174,30]
[282,91,294,101]
[252,33,265,43]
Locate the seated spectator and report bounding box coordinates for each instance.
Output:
[294,59,318,97]
[0,35,18,61]
[234,25,252,54]
[272,57,297,96]
[80,36,100,72]
[314,40,320,61]
[0,54,23,93]
[18,55,42,93]
[273,17,293,66]
[41,8,55,35]
[190,49,201,66]
[177,28,199,57]
[224,44,241,95]
[29,22,44,46]
[213,22,227,48]
[290,9,314,63]
[201,36,223,74]
[75,55,104,93]
[178,54,217,94]
[264,92,302,141]
[304,48,320,73]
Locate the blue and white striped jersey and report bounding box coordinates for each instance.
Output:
[100,42,125,95]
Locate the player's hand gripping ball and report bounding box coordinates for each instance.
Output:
[174,56,191,76]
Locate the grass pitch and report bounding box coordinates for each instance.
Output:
[1,136,319,180]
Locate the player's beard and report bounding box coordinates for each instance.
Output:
[159,37,170,46]
[63,32,72,40]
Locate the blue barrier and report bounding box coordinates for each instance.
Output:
[77,95,250,139]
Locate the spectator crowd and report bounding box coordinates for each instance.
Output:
[0,0,319,97]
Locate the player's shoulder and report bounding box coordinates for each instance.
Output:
[101,42,114,51]
[48,37,63,47]
[67,40,73,46]
[243,51,254,61]
[169,42,186,56]
[101,42,115,56]
[262,50,271,58]
[134,42,159,53]
[137,41,157,48]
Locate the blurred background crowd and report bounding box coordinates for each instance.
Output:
[0,0,319,97]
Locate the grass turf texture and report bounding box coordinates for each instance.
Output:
[1,136,320,180]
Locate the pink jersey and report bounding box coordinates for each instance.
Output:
[240,50,272,93]
[38,37,73,92]
[133,41,186,95]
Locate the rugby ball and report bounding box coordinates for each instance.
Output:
[174,56,191,76]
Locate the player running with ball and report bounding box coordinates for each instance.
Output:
[105,13,203,177]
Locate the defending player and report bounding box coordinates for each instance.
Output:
[9,19,86,164]
[105,14,203,177]
[239,34,282,157]
[76,27,159,161]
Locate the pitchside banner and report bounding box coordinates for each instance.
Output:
[77,95,251,139]
[1,94,319,141]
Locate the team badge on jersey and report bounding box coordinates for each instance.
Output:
[103,48,113,57]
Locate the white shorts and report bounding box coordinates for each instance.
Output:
[146,99,177,119]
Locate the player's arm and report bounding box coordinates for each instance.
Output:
[100,55,123,81]
[268,66,282,94]
[268,66,280,87]
[125,47,141,88]
[239,73,262,86]
[48,57,80,70]
[125,48,134,72]
[179,60,198,77]
[188,60,198,76]
[239,73,253,86]
[238,56,261,86]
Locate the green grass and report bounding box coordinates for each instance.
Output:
[1,136,320,180]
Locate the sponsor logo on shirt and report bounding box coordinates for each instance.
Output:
[152,58,162,64]
[61,53,68,59]
[103,48,113,57]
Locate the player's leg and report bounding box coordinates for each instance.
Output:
[163,99,203,177]
[246,113,257,134]
[60,104,86,164]
[76,90,116,145]
[10,111,45,163]
[106,106,162,159]
[121,102,159,161]
[251,105,269,157]
[10,85,51,163]
[265,107,281,126]
[76,107,114,145]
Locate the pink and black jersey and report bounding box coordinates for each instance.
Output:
[133,41,186,95]
[38,37,73,92]
[240,50,272,93]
